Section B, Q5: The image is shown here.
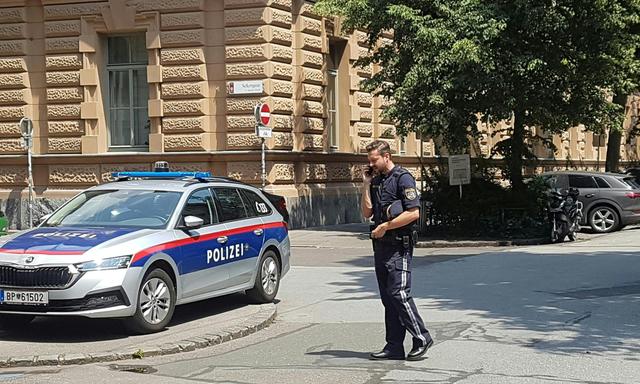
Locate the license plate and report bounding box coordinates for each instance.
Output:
[0,289,48,305]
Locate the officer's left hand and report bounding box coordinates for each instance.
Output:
[371,223,389,239]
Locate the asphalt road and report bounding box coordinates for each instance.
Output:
[2,225,639,383]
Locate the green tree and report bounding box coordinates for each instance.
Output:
[315,0,640,190]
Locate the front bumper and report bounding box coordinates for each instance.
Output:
[0,267,142,318]
[280,236,291,277]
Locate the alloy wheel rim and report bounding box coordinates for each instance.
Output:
[140,277,171,324]
[592,209,615,231]
[261,257,278,296]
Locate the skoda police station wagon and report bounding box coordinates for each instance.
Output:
[0,162,290,333]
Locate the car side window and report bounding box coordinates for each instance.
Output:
[594,177,610,188]
[212,187,248,222]
[240,189,272,217]
[568,175,597,188]
[182,189,216,226]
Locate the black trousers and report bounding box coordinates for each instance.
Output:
[374,240,431,355]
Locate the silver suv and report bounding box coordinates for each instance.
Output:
[0,166,290,333]
[541,171,640,233]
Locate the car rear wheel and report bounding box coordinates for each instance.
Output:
[247,250,280,303]
[588,206,620,233]
[0,314,35,329]
[124,268,176,334]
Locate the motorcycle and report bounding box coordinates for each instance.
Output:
[548,187,583,243]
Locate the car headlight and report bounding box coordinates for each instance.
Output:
[74,255,132,272]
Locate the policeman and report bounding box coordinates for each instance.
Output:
[361,140,433,361]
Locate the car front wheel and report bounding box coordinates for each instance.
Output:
[588,206,620,233]
[247,250,280,303]
[124,268,176,334]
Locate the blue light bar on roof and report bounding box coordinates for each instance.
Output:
[111,171,212,179]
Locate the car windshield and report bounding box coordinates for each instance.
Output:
[42,189,182,229]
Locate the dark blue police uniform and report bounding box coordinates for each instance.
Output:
[370,165,432,357]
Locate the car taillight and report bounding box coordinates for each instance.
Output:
[625,192,640,199]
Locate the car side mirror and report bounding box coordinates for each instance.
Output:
[182,215,204,229]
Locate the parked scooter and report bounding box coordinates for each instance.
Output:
[548,187,583,243]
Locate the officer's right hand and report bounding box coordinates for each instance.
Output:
[363,165,373,184]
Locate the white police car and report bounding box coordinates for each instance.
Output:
[0,163,290,333]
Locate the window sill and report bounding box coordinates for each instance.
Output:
[108,146,149,153]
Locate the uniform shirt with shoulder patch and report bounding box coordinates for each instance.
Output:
[398,172,420,210]
[370,166,419,225]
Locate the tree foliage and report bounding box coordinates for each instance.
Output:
[315,0,640,188]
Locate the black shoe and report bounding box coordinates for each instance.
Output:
[369,350,405,360]
[406,339,434,361]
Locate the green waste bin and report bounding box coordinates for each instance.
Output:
[0,210,8,236]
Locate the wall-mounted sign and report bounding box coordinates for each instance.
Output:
[227,80,264,95]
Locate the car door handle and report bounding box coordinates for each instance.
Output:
[585,194,594,198]
[253,229,263,236]
[217,236,228,244]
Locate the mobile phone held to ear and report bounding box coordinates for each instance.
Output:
[364,165,374,177]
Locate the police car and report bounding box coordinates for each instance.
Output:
[0,163,290,333]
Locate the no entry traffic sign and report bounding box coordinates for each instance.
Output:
[259,103,270,125]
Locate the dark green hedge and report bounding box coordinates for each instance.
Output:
[420,168,550,239]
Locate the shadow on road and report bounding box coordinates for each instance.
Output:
[326,247,640,357]
[305,349,372,360]
[0,293,252,343]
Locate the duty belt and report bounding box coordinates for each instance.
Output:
[370,227,416,247]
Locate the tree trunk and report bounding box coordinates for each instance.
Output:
[605,129,622,172]
[509,109,525,191]
[605,94,627,172]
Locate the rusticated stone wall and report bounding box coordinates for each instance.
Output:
[292,1,324,152]
[225,0,296,152]
[0,6,33,155]
[1,0,639,230]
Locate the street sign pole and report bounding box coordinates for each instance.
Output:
[254,103,272,188]
[261,137,266,188]
[19,117,34,228]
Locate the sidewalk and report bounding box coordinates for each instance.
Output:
[289,222,547,248]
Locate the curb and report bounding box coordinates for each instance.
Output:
[0,303,276,368]
[415,238,549,248]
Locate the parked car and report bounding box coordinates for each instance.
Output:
[0,163,291,333]
[540,171,640,233]
[625,167,640,185]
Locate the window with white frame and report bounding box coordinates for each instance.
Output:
[107,35,149,149]
[327,40,345,150]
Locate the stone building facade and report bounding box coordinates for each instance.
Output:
[0,0,639,229]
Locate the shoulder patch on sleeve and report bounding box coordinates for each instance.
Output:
[404,188,417,201]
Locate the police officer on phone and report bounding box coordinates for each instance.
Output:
[361,140,433,361]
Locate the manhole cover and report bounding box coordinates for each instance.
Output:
[108,364,157,374]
